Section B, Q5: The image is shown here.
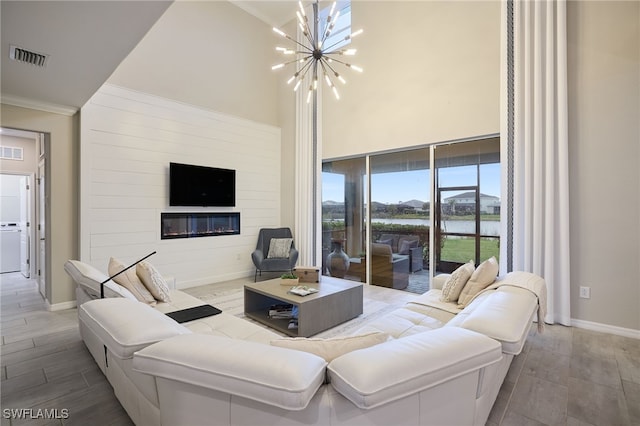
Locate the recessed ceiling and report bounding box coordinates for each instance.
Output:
[0,0,172,113]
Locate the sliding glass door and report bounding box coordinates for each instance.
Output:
[321,136,500,292]
[321,158,366,280]
[434,138,500,275]
[369,149,430,290]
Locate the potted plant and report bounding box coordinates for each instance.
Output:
[280,272,299,286]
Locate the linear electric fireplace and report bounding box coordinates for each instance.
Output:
[161,212,240,239]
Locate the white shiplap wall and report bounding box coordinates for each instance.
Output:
[80,84,281,288]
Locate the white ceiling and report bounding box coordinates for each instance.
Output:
[0,1,173,113]
[0,1,305,115]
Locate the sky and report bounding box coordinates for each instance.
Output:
[322,163,501,204]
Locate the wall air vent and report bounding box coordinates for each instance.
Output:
[9,45,48,67]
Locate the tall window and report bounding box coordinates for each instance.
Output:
[319,1,352,51]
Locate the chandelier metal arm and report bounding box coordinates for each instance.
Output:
[319,58,342,79]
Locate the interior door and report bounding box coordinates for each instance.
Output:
[19,176,31,278]
[38,160,46,297]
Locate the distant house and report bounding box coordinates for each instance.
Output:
[443,192,500,215]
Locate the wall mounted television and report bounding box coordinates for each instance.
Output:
[169,162,236,207]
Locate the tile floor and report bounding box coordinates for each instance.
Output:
[1,272,638,425]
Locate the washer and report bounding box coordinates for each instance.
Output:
[1,223,21,273]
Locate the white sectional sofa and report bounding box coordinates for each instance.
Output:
[64,259,546,426]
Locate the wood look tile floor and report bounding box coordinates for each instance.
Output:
[1,272,638,426]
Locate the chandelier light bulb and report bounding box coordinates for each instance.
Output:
[328,2,336,18]
[271,1,363,101]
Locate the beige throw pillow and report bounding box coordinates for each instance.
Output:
[108,258,157,306]
[457,256,499,307]
[267,238,293,258]
[270,332,389,362]
[439,261,475,303]
[136,261,171,303]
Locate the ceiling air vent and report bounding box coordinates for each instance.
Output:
[9,45,48,67]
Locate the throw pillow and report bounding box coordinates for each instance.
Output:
[267,238,293,259]
[398,239,418,255]
[136,261,171,303]
[457,256,499,307]
[108,258,157,306]
[439,261,475,303]
[270,332,389,362]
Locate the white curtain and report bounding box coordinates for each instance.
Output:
[502,0,571,325]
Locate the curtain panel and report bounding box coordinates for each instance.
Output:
[502,0,571,325]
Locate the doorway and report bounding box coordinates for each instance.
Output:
[0,128,47,297]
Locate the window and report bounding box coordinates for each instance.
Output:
[319,1,352,52]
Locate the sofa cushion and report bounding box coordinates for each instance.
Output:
[458,256,499,307]
[267,238,293,258]
[353,307,447,339]
[327,327,502,409]
[371,243,393,259]
[270,332,389,362]
[64,259,138,300]
[440,261,474,303]
[447,286,538,355]
[133,334,327,410]
[109,257,157,305]
[78,298,191,360]
[137,261,171,303]
[398,239,419,255]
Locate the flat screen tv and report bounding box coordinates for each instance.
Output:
[169,162,235,207]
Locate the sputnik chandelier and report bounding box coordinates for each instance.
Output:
[271,1,363,103]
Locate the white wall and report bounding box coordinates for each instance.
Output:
[0,134,37,173]
[567,0,640,332]
[0,174,23,222]
[81,84,281,287]
[107,1,280,128]
[321,1,501,158]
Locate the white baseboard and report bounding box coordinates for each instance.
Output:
[46,300,77,312]
[571,318,640,340]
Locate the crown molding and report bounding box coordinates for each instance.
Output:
[1,94,78,116]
